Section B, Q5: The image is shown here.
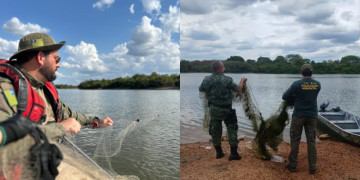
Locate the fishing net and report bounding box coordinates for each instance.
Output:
[239,83,264,132]
[199,92,210,132]
[240,84,292,160]
[92,121,139,175]
[0,120,140,180]
[200,82,292,160]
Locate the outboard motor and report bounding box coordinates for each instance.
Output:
[319,100,330,112]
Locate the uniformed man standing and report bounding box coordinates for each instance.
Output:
[0,33,114,140]
[199,61,247,160]
[282,64,321,174]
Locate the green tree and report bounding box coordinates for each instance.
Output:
[257,56,272,64]
[246,59,256,64]
[286,54,304,66]
[274,56,287,63]
[226,56,245,62]
[340,55,360,64]
[180,60,192,72]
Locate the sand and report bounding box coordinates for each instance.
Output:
[180,139,360,180]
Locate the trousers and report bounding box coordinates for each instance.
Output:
[288,116,317,171]
[209,105,238,147]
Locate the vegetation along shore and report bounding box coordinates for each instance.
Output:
[56,72,180,89]
[181,54,360,74]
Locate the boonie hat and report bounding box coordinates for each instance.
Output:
[301,64,313,71]
[10,33,66,60]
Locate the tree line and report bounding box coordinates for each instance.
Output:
[55,84,78,89]
[71,72,180,89]
[180,54,360,74]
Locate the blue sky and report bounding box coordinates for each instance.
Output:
[181,0,360,62]
[0,0,180,85]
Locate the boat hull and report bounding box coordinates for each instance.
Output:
[317,111,360,147]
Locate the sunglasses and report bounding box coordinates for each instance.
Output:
[42,51,61,63]
[55,56,61,63]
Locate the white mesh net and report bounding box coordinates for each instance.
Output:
[0,120,140,180]
[92,121,139,177]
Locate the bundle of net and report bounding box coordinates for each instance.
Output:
[0,120,140,180]
[239,84,292,160]
[199,92,210,133]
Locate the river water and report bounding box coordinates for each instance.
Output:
[58,89,180,180]
[180,73,360,144]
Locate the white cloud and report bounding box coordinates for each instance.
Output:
[331,1,360,31]
[64,41,107,72]
[102,41,179,74]
[181,0,360,61]
[101,10,180,75]
[55,1,179,85]
[102,43,129,64]
[2,17,49,37]
[181,0,253,15]
[0,37,18,59]
[141,0,161,14]
[56,71,65,78]
[61,62,81,69]
[159,5,180,34]
[127,16,163,56]
[130,4,135,14]
[92,0,115,10]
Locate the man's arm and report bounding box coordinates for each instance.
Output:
[282,83,295,100]
[237,78,247,93]
[58,99,98,126]
[58,99,113,128]
[0,114,36,147]
[199,78,207,92]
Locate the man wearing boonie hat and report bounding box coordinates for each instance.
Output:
[282,63,321,174]
[0,33,114,143]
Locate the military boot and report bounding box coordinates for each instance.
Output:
[214,145,225,159]
[229,146,241,161]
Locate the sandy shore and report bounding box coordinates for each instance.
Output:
[180,139,360,180]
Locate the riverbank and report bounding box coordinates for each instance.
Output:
[180,139,360,180]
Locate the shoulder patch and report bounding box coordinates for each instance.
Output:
[2,88,18,107]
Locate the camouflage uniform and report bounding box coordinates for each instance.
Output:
[0,65,100,140]
[199,72,239,147]
[283,77,321,173]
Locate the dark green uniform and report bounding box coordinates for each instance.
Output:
[199,72,239,147]
[282,78,321,172]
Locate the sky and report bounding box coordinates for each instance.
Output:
[0,0,180,85]
[181,0,360,62]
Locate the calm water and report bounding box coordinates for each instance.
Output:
[58,89,180,180]
[180,73,360,144]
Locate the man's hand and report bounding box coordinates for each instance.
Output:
[241,77,248,84]
[60,118,81,135]
[100,117,114,128]
[238,77,248,93]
